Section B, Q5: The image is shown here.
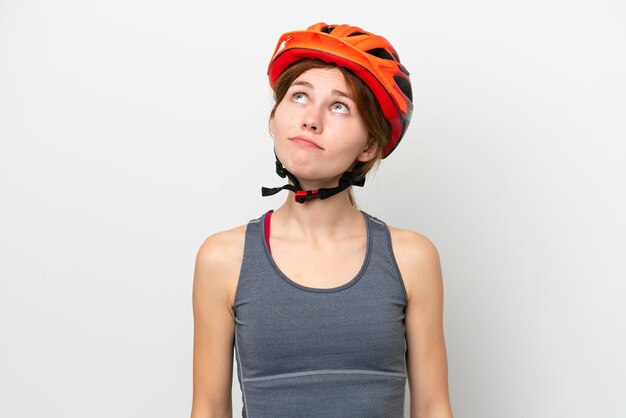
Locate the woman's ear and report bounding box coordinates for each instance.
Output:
[269,116,275,138]
[357,140,379,163]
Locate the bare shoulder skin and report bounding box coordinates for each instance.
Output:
[388,225,454,418]
[190,224,247,418]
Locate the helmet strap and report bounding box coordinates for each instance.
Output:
[261,150,365,204]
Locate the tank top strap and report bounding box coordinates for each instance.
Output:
[234,212,271,304]
[360,211,409,304]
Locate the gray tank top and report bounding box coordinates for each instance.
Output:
[233,210,408,417]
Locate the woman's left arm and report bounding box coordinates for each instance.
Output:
[390,228,454,418]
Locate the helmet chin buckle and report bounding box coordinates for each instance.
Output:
[295,189,320,204]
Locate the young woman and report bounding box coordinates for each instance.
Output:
[191,23,453,418]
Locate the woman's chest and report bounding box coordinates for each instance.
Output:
[234,287,407,377]
[269,237,367,289]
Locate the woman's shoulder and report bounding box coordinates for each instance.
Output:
[194,223,249,307]
[196,223,248,268]
[386,224,438,254]
[385,224,443,302]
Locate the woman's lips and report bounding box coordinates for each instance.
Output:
[290,137,324,149]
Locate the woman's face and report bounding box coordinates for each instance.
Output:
[270,67,377,188]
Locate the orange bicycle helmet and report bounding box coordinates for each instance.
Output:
[267,22,413,159]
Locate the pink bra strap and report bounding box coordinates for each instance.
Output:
[264,210,273,254]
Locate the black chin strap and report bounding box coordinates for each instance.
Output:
[261,152,365,204]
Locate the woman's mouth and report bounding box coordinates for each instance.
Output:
[290,137,324,149]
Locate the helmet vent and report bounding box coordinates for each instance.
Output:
[347,31,367,37]
[320,25,335,34]
[365,48,396,61]
[394,75,413,102]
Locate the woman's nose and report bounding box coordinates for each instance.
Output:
[301,107,322,132]
[302,120,319,131]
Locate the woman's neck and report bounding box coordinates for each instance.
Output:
[271,191,363,242]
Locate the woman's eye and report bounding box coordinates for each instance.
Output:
[332,102,349,114]
[292,92,307,103]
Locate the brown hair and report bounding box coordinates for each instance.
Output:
[269,59,391,208]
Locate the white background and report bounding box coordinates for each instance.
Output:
[1,0,625,417]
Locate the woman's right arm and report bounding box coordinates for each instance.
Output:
[191,230,244,418]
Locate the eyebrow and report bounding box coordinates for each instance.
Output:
[290,80,353,100]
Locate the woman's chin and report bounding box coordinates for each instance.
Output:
[291,174,343,190]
